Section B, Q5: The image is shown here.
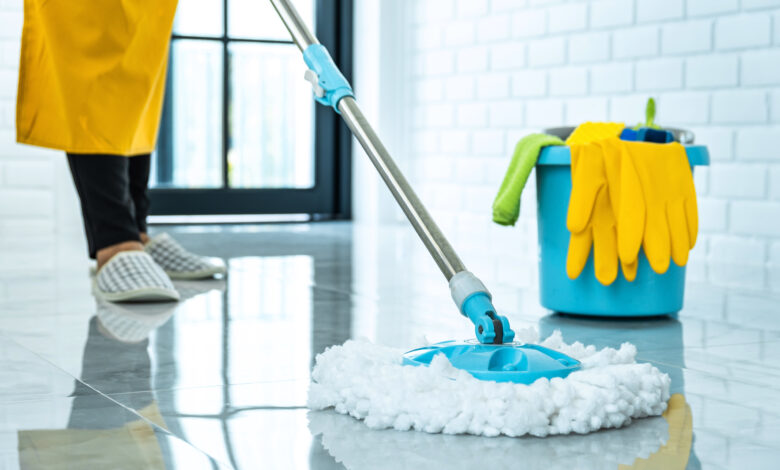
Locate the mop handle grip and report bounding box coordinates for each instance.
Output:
[302,45,354,112]
[268,0,352,111]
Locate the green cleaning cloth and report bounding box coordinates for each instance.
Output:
[492,133,564,226]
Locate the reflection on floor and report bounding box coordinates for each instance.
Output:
[1,222,778,469]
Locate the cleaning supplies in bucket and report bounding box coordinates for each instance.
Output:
[535,145,708,316]
[494,117,701,286]
[494,102,709,315]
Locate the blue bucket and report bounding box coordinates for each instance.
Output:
[535,145,710,317]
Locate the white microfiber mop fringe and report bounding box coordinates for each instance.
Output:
[308,330,670,438]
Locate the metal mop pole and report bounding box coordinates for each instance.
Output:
[269,0,514,344]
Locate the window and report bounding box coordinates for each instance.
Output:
[150,0,352,217]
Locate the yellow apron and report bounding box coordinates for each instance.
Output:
[16,0,178,155]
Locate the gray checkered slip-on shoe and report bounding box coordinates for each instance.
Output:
[93,251,180,302]
[145,233,226,280]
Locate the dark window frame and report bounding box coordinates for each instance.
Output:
[151,0,352,218]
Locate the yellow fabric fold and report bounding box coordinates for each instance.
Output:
[16,0,178,155]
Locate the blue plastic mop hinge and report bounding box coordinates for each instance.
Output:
[461,293,516,344]
[302,44,354,113]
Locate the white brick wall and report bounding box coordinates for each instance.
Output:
[4,0,780,293]
[714,13,771,50]
[686,54,738,88]
[0,0,81,236]
[687,0,738,17]
[400,0,780,292]
[637,0,684,23]
[662,20,711,54]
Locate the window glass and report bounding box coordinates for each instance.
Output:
[155,40,224,188]
[229,0,314,41]
[174,0,224,37]
[228,43,314,188]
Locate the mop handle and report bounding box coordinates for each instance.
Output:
[270,0,515,344]
[269,0,465,280]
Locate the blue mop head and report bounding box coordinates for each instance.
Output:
[402,340,581,384]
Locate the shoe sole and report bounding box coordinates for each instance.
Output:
[165,266,227,280]
[92,279,180,303]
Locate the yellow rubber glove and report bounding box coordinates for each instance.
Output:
[599,137,640,281]
[566,143,618,285]
[565,123,628,285]
[565,122,625,145]
[618,142,698,274]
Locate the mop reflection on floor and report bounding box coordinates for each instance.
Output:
[309,394,693,470]
[309,406,668,470]
[540,314,697,469]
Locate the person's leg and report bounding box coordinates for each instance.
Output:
[67,155,98,260]
[127,153,151,244]
[66,153,144,268]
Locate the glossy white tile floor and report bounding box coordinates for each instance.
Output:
[0,222,778,469]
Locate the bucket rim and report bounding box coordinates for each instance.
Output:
[537,145,710,166]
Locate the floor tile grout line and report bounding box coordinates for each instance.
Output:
[0,330,236,468]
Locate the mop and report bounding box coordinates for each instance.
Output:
[270,0,671,437]
[308,331,670,437]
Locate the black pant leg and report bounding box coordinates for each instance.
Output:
[128,154,151,234]
[66,153,141,259]
[67,155,97,259]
